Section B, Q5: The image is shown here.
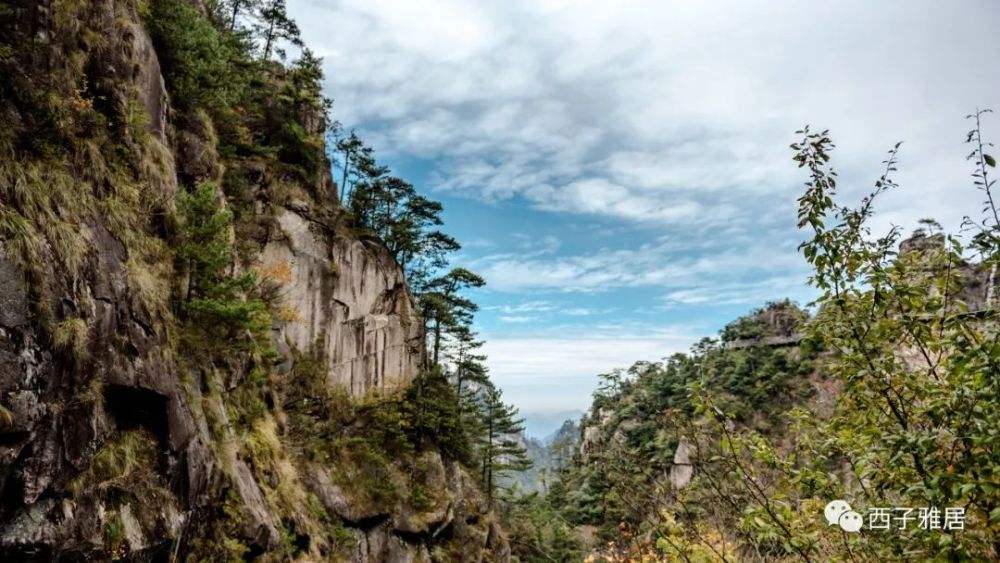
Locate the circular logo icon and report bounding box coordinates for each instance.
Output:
[824,500,851,526]
[838,510,863,533]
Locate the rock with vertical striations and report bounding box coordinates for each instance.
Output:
[261,208,424,396]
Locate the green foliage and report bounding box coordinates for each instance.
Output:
[782,121,999,559]
[404,371,475,462]
[254,0,302,61]
[147,0,247,114]
[103,512,126,553]
[287,364,472,467]
[502,492,585,562]
[68,426,176,551]
[52,317,89,360]
[304,493,356,552]
[0,0,172,288]
[228,367,270,430]
[551,114,1000,561]
[268,50,329,178]
[476,384,532,501]
[149,0,327,185]
[176,183,234,284]
[220,0,263,32]
[282,365,475,522]
[186,489,255,562]
[423,267,486,366]
[720,299,806,342]
[70,430,160,494]
[176,182,272,349]
[335,129,460,287]
[4,1,503,559]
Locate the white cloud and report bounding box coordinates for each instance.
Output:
[472,237,806,293]
[488,300,556,314]
[661,275,814,307]
[498,315,537,323]
[293,0,1000,236]
[483,331,698,412]
[561,307,608,316]
[289,0,1000,413]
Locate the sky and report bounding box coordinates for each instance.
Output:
[288,0,1000,435]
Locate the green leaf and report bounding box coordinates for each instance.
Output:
[985,154,996,167]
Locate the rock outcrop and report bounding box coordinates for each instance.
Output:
[262,208,424,396]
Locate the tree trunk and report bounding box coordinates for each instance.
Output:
[263,21,276,60]
[229,0,241,30]
[340,148,350,204]
[485,418,494,501]
[433,318,441,366]
[987,263,996,308]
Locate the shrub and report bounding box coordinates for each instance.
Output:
[52,317,89,359]
[175,182,273,349]
[146,0,247,114]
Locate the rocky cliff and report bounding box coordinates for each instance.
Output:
[261,207,424,396]
[0,0,506,560]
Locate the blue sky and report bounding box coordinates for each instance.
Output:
[288,0,1000,434]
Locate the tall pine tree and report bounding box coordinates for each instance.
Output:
[421,268,485,366]
[255,0,302,60]
[476,384,532,501]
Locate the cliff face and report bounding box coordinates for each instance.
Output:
[262,208,424,396]
[0,1,505,560]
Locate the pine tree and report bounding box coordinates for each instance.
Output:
[476,384,532,501]
[445,324,492,436]
[224,0,261,31]
[395,197,459,286]
[176,183,270,345]
[177,183,236,303]
[447,325,489,398]
[335,130,366,204]
[421,268,485,366]
[255,0,302,60]
[331,131,460,290]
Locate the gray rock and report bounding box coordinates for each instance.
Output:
[670,439,694,489]
[0,2,510,561]
[309,466,389,525]
[262,209,424,397]
[0,259,29,329]
[232,460,281,549]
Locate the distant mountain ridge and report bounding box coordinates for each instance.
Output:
[522,410,583,441]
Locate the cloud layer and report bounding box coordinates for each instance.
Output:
[483,333,696,412]
[296,0,1000,234]
[291,0,1000,413]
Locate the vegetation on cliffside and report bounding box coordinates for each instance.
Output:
[1,0,526,559]
[514,116,1000,562]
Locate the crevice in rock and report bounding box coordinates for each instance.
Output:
[0,441,33,515]
[103,385,170,450]
[339,512,391,531]
[393,527,438,545]
[0,430,30,448]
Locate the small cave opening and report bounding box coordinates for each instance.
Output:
[282,518,311,553]
[0,430,30,448]
[103,384,170,448]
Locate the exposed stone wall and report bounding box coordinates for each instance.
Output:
[261,209,424,397]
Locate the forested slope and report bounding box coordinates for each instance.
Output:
[510,125,1000,562]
